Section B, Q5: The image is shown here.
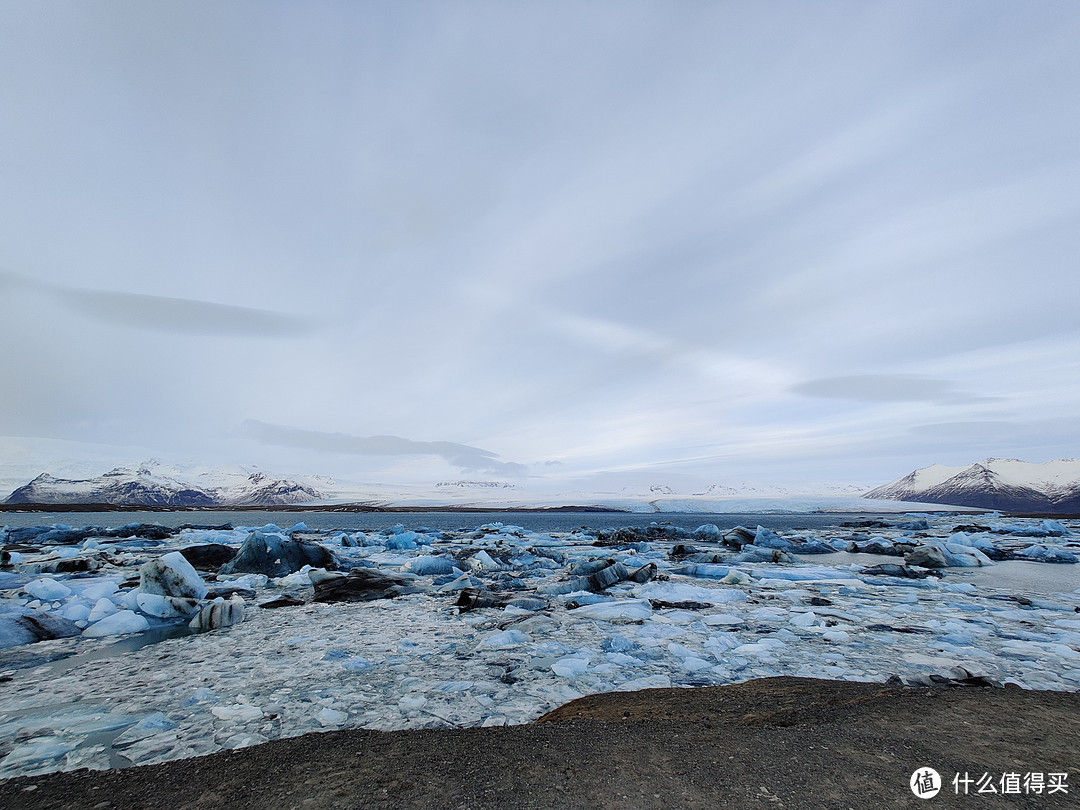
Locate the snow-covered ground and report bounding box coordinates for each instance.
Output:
[1,513,1079,779]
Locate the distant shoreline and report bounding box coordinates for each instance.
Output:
[0,502,631,514]
[0,502,1051,517]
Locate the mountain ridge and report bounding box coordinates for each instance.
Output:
[3,465,323,507]
[864,458,1080,513]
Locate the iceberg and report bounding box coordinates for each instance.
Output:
[83,610,151,638]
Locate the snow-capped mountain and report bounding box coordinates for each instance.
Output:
[864,458,1080,513]
[3,464,324,507]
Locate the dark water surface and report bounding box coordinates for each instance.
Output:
[0,509,930,534]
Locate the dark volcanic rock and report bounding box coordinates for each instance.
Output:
[180,544,237,570]
[455,588,547,613]
[627,562,657,583]
[860,563,941,579]
[310,568,423,602]
[257,594,308,609]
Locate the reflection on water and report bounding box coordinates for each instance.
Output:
[806,551,1080,597]
[950,560,1080,597]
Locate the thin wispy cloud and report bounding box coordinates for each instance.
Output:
[1,270,312,337]
[0,3,1077,488]
[790,375,998,405]
[242,420,527,476]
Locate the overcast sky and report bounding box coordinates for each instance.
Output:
[2,1,1079,493]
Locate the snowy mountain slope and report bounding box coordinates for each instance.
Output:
[865,458,1080,513]
[3,464,324,506]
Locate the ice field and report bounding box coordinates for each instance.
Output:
[1,512,1079,778]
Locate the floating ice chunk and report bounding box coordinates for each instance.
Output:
[436,573,477,593]
[24,578,71,601]
[221,531,338,577]
[695,524,722,541]
[943,542,994,567]
[477,629,530,649]
[823,629,851,643]
[950,532,997,553]
[137,592,200,619]
[139,551,208,600]
[733,544,794,563]
[399,695,427,710]
[471,550,503,571]
[656,610,702,625]
[638,582,747,604]
[275,567,316,588]
[749,607,787,622]
[670,564,732,579]
[0,737,76,769]
[552,657,590,677]
[601,635,640,652]
[87,597,118,622]
[134,712,178,733]
[732,638,786,656]
[720,570,752,585]
[317,708,348,726]
[606,652,643,667]
[401,555,456,576]
[571,599,653,621]
[1042,520,1073,536]
[83,610,150,638]
[75,579,120,601]
[434,680,474,692]
[217,573,269,590]
[185,687,219,706]
[702,613,743,626]
[753,526,794,551]
[618,675,671,691]
[189,596,244,631]
[386,531,419,550]
[341,657,373,671]
[790,611,818,628]
[744,567,860,582]
[211,704,264,723]
[57,602,92,623]
[1016,545,1078,564]
[940,582,978,593]
[681,657,713,672]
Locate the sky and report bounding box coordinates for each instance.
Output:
[2,1,1079,496]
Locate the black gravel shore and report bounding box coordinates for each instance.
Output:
[4,677,1079,810]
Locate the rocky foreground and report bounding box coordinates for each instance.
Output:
[3,676,1078,810]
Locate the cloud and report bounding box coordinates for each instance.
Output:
[242,420,527,476]
[0,270,312,337]
[790,374,997,405]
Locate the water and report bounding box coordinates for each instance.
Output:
[0,509,929,534]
